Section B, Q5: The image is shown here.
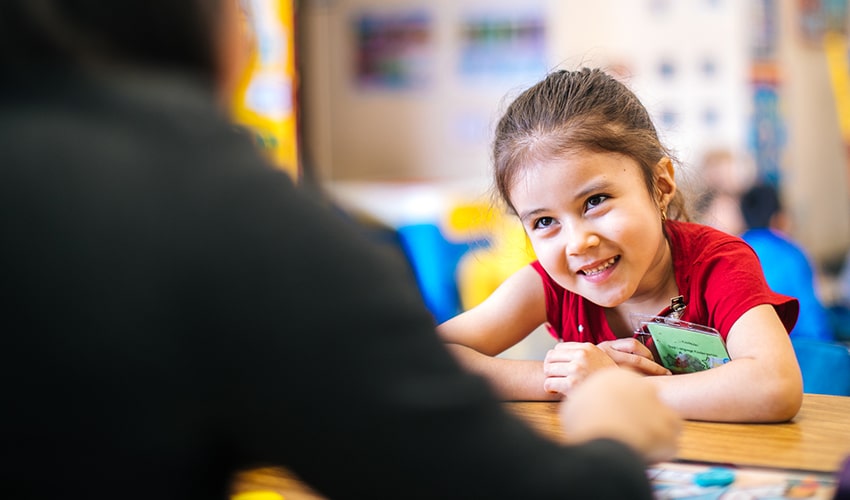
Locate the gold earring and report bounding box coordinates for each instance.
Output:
[660,207,667,222]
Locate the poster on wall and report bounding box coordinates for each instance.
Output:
[353,10,433,90]
[456,7,547,85]
[798,0,848,46]
[749,85,785,185]
[752,0,780,60]
[750,0,784,185]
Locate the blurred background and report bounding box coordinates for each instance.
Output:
[240,0,850,359]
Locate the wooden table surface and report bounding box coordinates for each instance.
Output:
[232,393,850,498]
[505,393,850,472]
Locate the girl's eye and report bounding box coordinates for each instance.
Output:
[534,216,555,229]
[585,194,608,211]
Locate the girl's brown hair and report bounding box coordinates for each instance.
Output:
[493,67,689,221]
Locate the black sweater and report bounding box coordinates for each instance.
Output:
[0,68,652,500]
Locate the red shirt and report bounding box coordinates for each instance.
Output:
[532,220,798,342]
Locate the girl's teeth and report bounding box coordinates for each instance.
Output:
[584,257,616,275]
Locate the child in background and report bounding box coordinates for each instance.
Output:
[437,68,803,422]
[739,183,834,341]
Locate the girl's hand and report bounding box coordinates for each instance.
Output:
[597,338,671,376]
[542,342,617,395]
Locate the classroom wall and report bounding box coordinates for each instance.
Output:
[300,0,850,266]
[302,0,548,184]
[777,0,850,265]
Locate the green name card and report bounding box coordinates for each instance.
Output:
[646,322,731,374]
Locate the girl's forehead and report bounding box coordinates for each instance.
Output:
[507,152,651,206]
[512,151,644,187]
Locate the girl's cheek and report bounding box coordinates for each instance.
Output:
[533,241,566,268]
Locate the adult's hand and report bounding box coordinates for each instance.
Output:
[559,368,681,463]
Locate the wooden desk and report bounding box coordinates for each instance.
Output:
[233,394,850,498]
[506,393,850,472]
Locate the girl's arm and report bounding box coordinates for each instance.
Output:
[646,303,803,422]
[437,265,559,400]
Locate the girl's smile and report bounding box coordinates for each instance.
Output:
[578,255,620,281]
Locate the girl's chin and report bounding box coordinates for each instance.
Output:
[580,289,631,308]
[559,279,630,307]
[590,299,623,309]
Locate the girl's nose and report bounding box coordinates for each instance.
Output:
[564,223,601,255]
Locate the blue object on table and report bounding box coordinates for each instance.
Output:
[693,467,736,487]
[791,338,850,396]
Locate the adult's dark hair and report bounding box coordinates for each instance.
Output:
[741,183,781,229]
[0,0,222,81]
[492,68,689,221]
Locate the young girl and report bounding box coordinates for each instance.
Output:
[437,68,803,423]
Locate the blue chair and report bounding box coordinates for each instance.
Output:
[791,338,850,396]
[396,223,488,323]
[828,304,850,342]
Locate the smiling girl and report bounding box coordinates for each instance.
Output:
[437,68,803,422]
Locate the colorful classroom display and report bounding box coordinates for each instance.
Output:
[233,0,299,179]
[648,461,841,499]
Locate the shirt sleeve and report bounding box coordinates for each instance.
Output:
[693,239,799,338]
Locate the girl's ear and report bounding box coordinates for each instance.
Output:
[654,157,677,209]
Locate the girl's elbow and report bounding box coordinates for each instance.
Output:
[761,375,803,422]
[768,393,802,422]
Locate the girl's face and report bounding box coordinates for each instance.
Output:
[509,151,677,309]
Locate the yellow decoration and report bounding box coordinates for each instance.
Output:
[446,202,536,310]
[824,31,850,142]
[232,491,284,500]
[233,0,299,178]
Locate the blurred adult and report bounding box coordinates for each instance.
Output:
[740,184,834,341]
[0,1,680,499]
[692,148,754,235]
